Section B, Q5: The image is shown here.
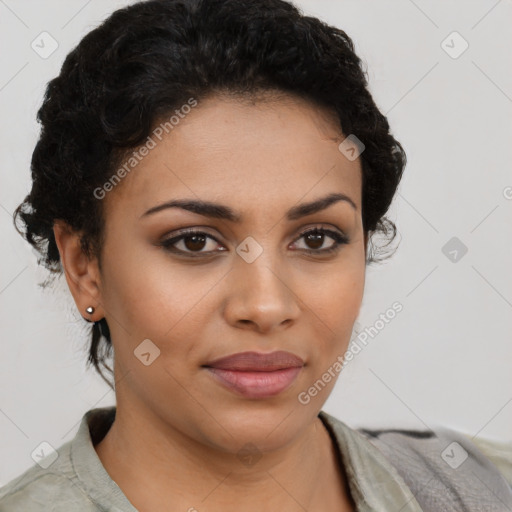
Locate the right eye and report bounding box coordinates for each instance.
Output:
[159,228,227,257]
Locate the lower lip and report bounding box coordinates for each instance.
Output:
[205,367,302,399]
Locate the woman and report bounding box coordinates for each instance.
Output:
[1,0,511,510]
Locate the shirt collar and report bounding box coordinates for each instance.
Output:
[319,410,423,511]
[70,406,138,512]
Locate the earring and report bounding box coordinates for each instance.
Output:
[85,306,95,315]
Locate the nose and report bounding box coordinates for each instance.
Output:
[222,250,301,334]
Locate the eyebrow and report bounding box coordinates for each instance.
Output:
[140,192,357,222]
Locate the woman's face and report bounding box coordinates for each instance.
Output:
[95,93,366,452]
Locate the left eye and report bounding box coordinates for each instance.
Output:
[159,227,349,257]
[291,227,349,253]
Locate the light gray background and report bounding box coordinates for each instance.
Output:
[1,0,511,486]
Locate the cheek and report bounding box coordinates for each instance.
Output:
[300,260,365,359]
[100,248,219,361]
[303,253,365,325]
[294,264,364,406]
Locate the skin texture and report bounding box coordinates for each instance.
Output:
[53,92,367,511]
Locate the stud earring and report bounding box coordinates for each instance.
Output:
[85,306,95,315]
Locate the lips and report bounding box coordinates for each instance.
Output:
[204,350,304,371]
[203,351,304,399]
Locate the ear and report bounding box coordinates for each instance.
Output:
[53,220,103,322]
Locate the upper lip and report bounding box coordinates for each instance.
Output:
[203,351,304,371]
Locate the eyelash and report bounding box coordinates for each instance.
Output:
[158,226,350,258]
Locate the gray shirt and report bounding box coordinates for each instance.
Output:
[1,406,511,511]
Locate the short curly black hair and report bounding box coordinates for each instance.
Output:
[14,0,406,389]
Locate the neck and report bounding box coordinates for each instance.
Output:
[94,398,353,511]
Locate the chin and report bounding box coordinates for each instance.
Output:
[204,399,314,451]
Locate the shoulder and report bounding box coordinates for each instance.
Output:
[357,423,512,483]
[0,435,98,511]
[464,432,512,487]
[357,423,512,508]
[0,472,96,511]
[320,411,512,510]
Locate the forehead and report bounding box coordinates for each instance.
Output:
[103,93,362,221]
